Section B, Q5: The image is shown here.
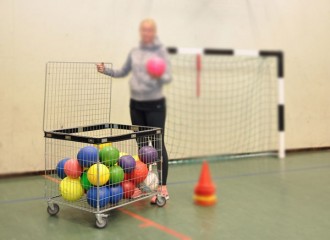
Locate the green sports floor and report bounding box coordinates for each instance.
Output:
[1,151,330,240]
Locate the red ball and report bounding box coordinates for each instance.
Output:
[121,181,135,199]
[64,158,82,179]
[124,172,133,181]
[132,161,148,184]
[146,57,166,78]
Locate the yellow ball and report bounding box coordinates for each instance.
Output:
[94,143,112,151]
[119,152,128,157]
[132,155,140,161]
[87,163,110,186]
[60,177,84,201]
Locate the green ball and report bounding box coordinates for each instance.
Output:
[109,165,124,184]
[99,146,120,166]
[80,171,92,191]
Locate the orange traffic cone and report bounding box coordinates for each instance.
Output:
[193,161,217,206]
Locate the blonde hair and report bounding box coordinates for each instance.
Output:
[140,18,157,31]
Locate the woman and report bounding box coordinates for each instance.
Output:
[97,19,171,203]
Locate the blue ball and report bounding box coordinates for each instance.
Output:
[108,185,123,204]
[77,146,98,168]
[87,186,110,208]
[56,158,70,179]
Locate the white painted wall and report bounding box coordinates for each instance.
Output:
[1,0,330,173]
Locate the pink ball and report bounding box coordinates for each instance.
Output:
[64,158,82,179]
[146,57,166,78]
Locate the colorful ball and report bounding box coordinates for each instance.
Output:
[146,57,166,78]
[60,177,84,201]
[143,172,159,191]
[94,142,112,151]
[124,172,133,181]
[132,161,148,184]
[119,152,128,157]
[64,158,82,179]
[121,181,135,199]
[138,146,158,164]
[109,165,124,185]
[118,155,136,173]
[132,155,140,161]
[80,171,92,191]
[87,186,110,208]
[108,185,123,204]
[99,146,120,166]
[77,146,98,168]
[87,163,110,186]
[56,157,70,179]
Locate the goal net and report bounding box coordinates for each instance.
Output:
[164,48,284,161]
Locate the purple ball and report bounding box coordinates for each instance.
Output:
[118,155,136,173]
[138,146,158,164]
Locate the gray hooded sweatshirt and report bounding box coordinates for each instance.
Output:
[104,38,172,101]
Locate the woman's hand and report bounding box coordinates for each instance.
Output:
[96,63,105,73]
[150,74,161,80]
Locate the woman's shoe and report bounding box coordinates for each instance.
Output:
[150,186,169,204]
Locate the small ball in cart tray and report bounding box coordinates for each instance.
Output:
[60,177,84,201]
[87,163,110,186]
[99,146,120,167]
[143,171,159,191]
[121,181,135,199]
[138,146,158,164]
[77,146,98,168]
[64,158,82,179]
[87,186,110,208]
[108,185,123,204]
[56,157,70,179]
[118,155,136,173]
[132,161,148,184]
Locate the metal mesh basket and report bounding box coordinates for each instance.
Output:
[43,62,165,228]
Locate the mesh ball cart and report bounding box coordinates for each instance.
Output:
[43,62,166,229]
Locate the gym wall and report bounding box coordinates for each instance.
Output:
[1,0,329,174]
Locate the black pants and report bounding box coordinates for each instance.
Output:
[130,98,168,185]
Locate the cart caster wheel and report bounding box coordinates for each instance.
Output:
[156,196,166,207]
[47,203,60,216]
[95,217,108,229]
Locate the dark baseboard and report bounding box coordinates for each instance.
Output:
[1,147,329,179]
[287,146,330,153]
[0,170,46,179]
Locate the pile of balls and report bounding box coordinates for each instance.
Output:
[56,144,159,208]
